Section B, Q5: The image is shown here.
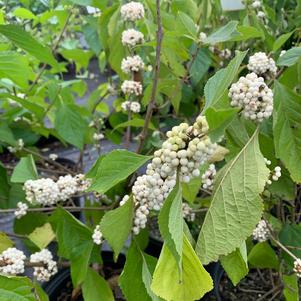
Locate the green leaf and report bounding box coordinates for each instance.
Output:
[190,49,211,86]
[248,242,279,269]
[0,232,14,252]
[50,208,93,286]
[273,31,295,52]
[181,176,202,204]
[273,81,301,182]
[82,268,114,301]
[277,47,301,66]
[55,103,87,150]
[220,242,248,286]
[67,0,92,5]
[283,274,299,301]
[11,155,38,183]
[12,7,37,20]
[100,196,134,259]
[28,223,55,250]
[60,49,93,71]
[113,118,156,131]
[151,235,213,301]
[204,50,247,110]
[158,183,183,270]
[230,25,264,41]
[196,128,270,264]
[89,150,151,193]
[0,25,57,66]
[205,21,238,44]
[177,12,197,39]
[0,122,15,145]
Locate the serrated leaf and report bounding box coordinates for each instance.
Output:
[196,128,270,264]
[100,196,134,259]
[277,47,301,66]
[158,183,183,271]
[11,155,38,183]
[205,21,238,44]
[273,82,301,182]
[0,232,14,252]
[89,150,151,193]
[82,268,114,301]
[28,223,55,250]
[151,235,213,301]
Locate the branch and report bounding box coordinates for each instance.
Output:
[136,0,163,153]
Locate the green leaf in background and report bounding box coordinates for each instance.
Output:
[82,268,114,301]
[196,129,270,264]
[181,175,202,204]
[89,150,151,193]
[0,164,10,208]
[220,242,248,286]
[100,196,134,259]
[273,81,301,182]
[151,235,213,301]
[60,49,93,72]
[204,51,247,110]
[12,7,37,20]
[28,223,55,250]
[55,103,87,150]
[277,47,301,66]
[0,25,57,67]
[273,31,295,52]
[0,232,14,252]
[205,21,238,44]
[0,51,34,88]
[50,208,93,286]
[282,274,299,301]
[113,118,156,131]
[158,183,183,271]
[248,242,279,269]
[0,122,15,145]
[230,25,264,41]
[66,0,92,5]
[11,155,38,183]
[190,49,211,86]
[177,12,197,39]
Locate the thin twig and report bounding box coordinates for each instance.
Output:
[136,0,163,153]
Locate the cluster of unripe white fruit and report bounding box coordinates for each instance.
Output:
[121,29,144,47]
[121,55,145,74]
[247,52,277,79]
[121,80,143,96]
[264,158,282,185]
[182,203,196,222]
[8,138,24,153]
[120,1,145,22]
[229,72,273,122]
[14,202,28,219]
[252,219,270,242]
[201,164,216,191]
[121,100,141,113]
[0,248,26,275]
[24,174,90,206]
[294,258,301,278]
[92,225,103,245]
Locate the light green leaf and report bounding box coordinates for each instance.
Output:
[82,268,114,301]
[181,176,202,204]
[113,118,155,131]
[60,49,93,71]
[89,150,151,193]
[0,25,57,66]
[28,223,55,250]
[230,25,264,41]
[55,103,87,150]
[221,242,248,286]
[158,183,183,270]
[196,128,270,264]
[248,242,279,269]
[100,196,134,259]
[205,21,238,44]
[204,51,247,110]
[0,232,14,252]
[283,274,299,301]
[11,155,38,183]
[277,47,301,66]
[0,123,15,145]
[273,81,301,182]
[177,12,197,39]
[273,31,295,52]
[12,8,37,20]
[151,235,213,301]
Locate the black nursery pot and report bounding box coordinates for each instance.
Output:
[43,251,126,301]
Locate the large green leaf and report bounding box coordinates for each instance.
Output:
[273,31,295,52]
[277,47,301,66]
[89,150,151,193]
[158,183,183,270]
[205,21,238,44]
[11,155,38,183]
[100,196,134,259]
[28,223,55,250]
[190,49,211,86]
[0,232,14,252]
[0,123,15,145]
[196,128,270,264]
[0,25,57,66]
[55,103,87,150]
[283,274,299,301]
[204,51,247,110]
[151,235,213,301]
[177,12,197,39]
[82,268,114,301]
[273,82,301,182]
[50,208,93,286]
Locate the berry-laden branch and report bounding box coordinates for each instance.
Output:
[136,0,163,153]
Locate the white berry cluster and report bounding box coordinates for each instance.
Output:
[121,80,143,96]
[251,0,261,9]
[228,72,273,122]
[8,138,24,153]
[0,248,26,275]
[122,29,144,47]
[121,1,145,22]
[121,100,141,113]
[247,52,277,78]
[92,225,103,245]
[93,133,104,141]
[252,220,270,242]
[131,116,218,234]
[121,55,145,74]
[199,32,207,43]
[120,194,130,206]
[49,153,58,161]
[293,258,301,278]
[182,203,195,222]
[14,202,28,219]
[24,174,90,206]
[30,249,57,282]
[219,49,231,60]
[264,159,282,185]
[201,164,216,191]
